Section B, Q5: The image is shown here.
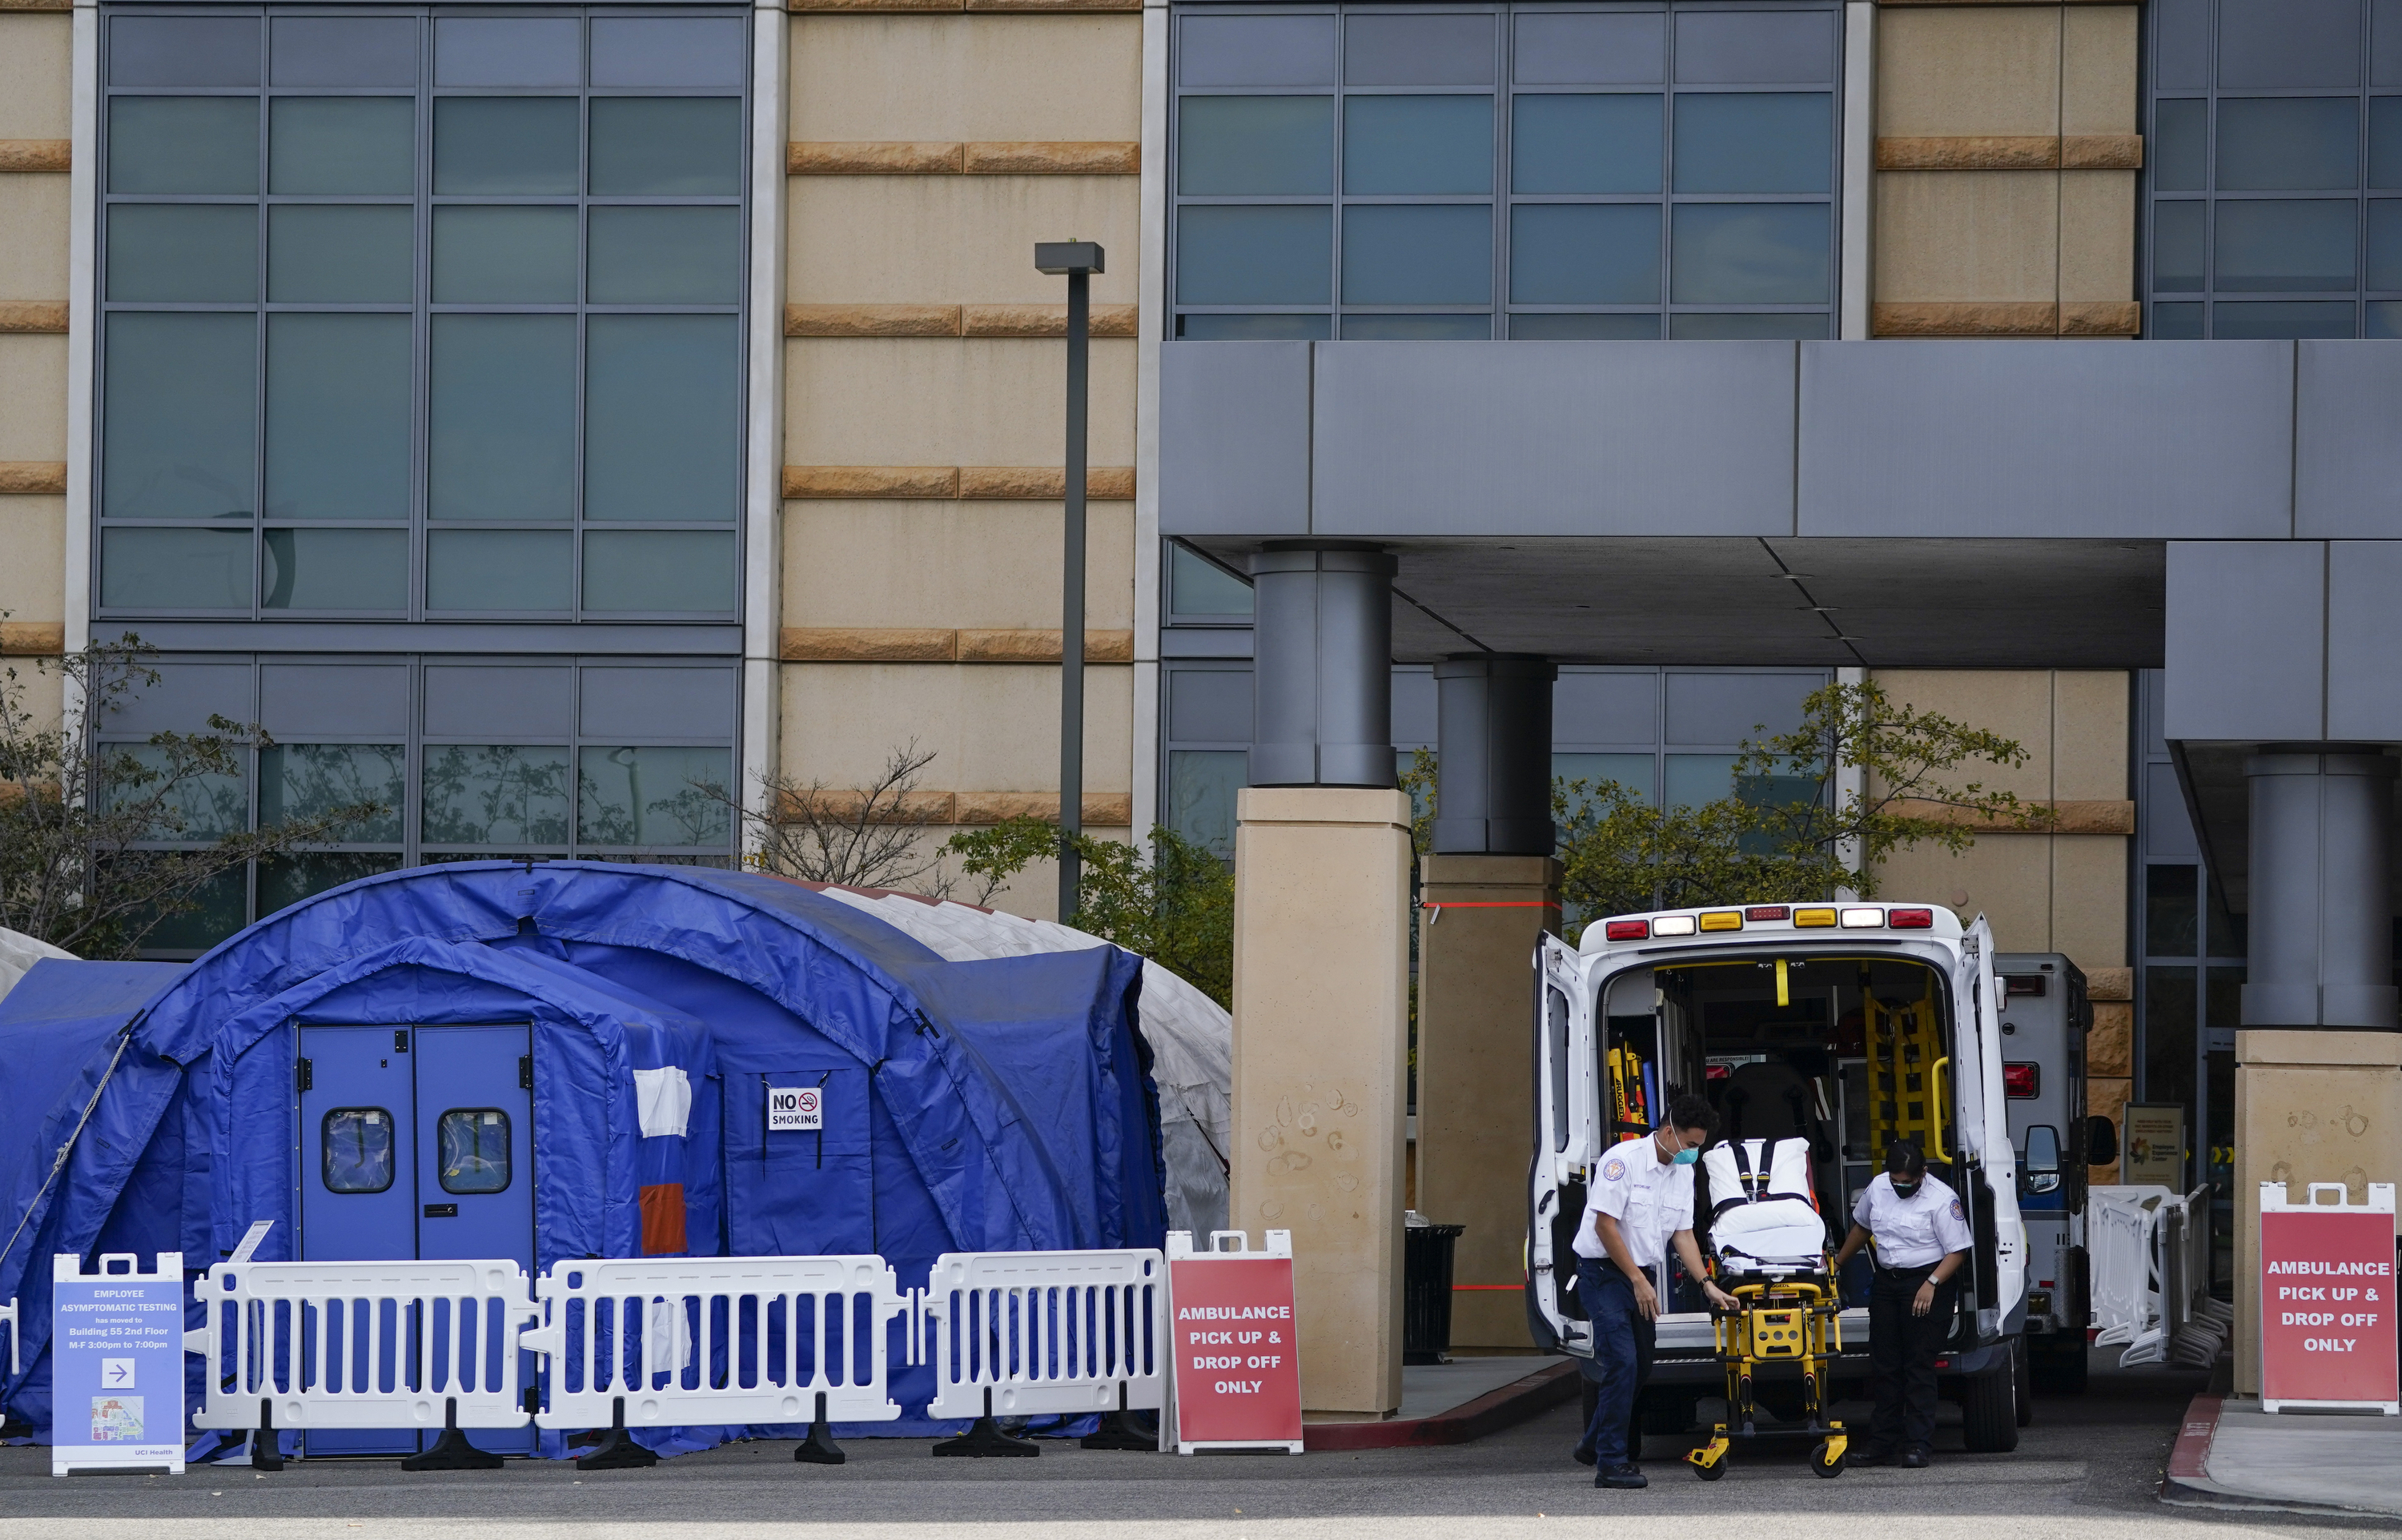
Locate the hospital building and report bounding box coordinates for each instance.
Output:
[0,0,2393,1406]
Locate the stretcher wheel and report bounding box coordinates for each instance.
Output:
[1692,1458,1726,1482]
[1810,1441,1845,1479]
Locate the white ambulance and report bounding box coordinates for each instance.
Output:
[1527,901,2031,1452]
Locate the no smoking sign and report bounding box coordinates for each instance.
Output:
[768,1085,824,1132]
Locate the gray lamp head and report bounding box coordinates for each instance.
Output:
[1034,241,1106,276]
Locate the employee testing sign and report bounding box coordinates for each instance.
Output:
[2259,1182,2400,1414]
[1165,1229,1303,1454]
[52,1252,187,1476]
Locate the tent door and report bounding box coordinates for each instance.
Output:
[295,1022,534,1458]
[725,1065,874,1255]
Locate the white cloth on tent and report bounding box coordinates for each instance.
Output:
[0,926,74,1003]
[1704,1137,1828,1266]
[633,1065,692,1138]
[812,885,1232,1238]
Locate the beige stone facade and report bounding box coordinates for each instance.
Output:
[0,3,70,724]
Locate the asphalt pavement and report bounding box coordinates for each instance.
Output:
[4,1353,2388,1538]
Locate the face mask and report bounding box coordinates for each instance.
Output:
[1892,1181,1920,1199]
[1673,1146,1700,1165]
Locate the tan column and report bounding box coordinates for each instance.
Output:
[2231,1029,2402,1395]
[1414,852,1560,1351]
[1230,785,1412,1417]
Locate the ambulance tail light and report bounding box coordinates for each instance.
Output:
[2003,1062,2039,1099]
[1888,907,1935,929]
[1604,919,1649,941]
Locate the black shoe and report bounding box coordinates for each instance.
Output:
[1573,1442,1597,1466]
[1899,1450,1930,1470]
[1846,1446,1895,1467]
[1596,1463,1648,1489]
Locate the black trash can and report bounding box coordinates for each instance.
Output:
[1403,1221,1466,1366]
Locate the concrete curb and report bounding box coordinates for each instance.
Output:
[2157,1391,2398,1518]
[1303,1361,1581,1452]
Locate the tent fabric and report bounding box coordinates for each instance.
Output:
[812,885,1230,1236]
[0,927,77,1002]
[0,861,1168,1451]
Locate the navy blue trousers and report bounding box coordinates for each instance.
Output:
[1577,1257,1656,1466]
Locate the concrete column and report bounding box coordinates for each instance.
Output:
[1249,543,1398,788]
[2231,748,2400,1394]
[1430,655,1558,856]
[1231,787,1414,1416]
[1415,852,1560,1350]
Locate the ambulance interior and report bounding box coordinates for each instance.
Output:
[1599,954,1962,1314]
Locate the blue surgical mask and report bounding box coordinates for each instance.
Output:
[1673,1147,1700,1165]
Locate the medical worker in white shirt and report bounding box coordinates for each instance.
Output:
[1573,1093,1737,1489]
[1830,1138,1973,1468]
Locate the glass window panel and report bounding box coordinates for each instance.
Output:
[1673,93,1830,193]
[2372,199,2402,287]
[129,866,247,953]
[1673,10,1836,85]
[2153,98,2207,192]
[2218,0,2361,89]
[1512,94,1661,195]
[1175,205,1332,304]
[588,98,743,195]
[1344,14,1494,86]
[101,526,254,610]
[431,206,577,303]
[1511,203,1660,303]
[1181,14,1336,88]
[2157,0,2211,90]
[271,17,417,87]
[2147,864,2199,954]
[2143,965,2198,1108]
[581,530,737,612]
[110,16,259,87]
[1513,13,1664,86]
[262,527,407,612]
[2213,299,2360,336]
[1669,203,1830,303]
[108,742,247,839]
[1176,312,1332,339]
[425,528,572,610]
[2153,200,2207,291]
[2383,0,2402,85]
[107,206,257,303]
[1664,752,1737,809]
[587,207,741,304]
[268,205,412,303]
[576,745,733,846]
[590,18,746,88]
[428,315,576,520]
[2371,299,2402,334]
[1342,203,1492,303]
[108,98,259,195]
[1344,95,1493,194]
[1510,312,1660,339]
[2216,98,2360,189]
[433,96,579,195]
[1167,749,1248,856]
[271,98,415,195]
[2151,299,2205,337]
[260,852,403,916]
[259,743,404,840]
[2376,98,2402,187]
[423,744,570,844]
[2207,878,2247,959]
[103,313,257,520]
[434,18,580,88]
[1171,545,1253,616]
[1341,313,1491,338]
[585,315,739,522]
[1554,752,1656,804]
[267,314,412,520]
[437,1109,512,1193]
[1179,96,1333,195]
[2214,199,2356,289]
[319,1109,396,1193]
[1168,668,1252,741]
[1669,311,1830,339]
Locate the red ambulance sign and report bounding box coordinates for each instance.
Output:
[1167,1233,1303,1452]
[2259,1181,2400,1413]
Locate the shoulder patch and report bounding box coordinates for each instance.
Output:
[1950,1199,1964,1220]
[1601,1158,1627,1182]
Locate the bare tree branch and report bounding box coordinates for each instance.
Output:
[705,742,962,896]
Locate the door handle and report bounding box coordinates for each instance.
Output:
[424,1203,459,1217]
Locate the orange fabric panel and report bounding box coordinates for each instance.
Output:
[640,1182,688,1256]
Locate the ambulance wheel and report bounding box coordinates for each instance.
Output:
[1692,1457,1725,1482]
[1961,1361,2021,1454]
[1810,1441,1845,1478]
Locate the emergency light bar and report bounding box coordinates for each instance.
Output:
[1597,904,1946,940]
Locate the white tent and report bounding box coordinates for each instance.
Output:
[810,884,1232,1237]
[0,926,74,1003]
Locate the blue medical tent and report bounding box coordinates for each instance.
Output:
[0,861,1165,1453]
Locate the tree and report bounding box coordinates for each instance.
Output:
[0,636,384,958]
[946,820,1236,1008]
[709,742,968,895]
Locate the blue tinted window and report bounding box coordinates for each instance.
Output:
[1670,203,1829,303]
[1511,203,1660,303]
[2154,202,2207,291]
[1344,204,1492,304]
[2155,99,2207,191]
[1673,93,1830,194]
[2215,199,2356,289]
[1177,205,1332,304]
[1512,94,1661,194]
[1179,96,1332,195]
[1344,95,1494,194]
[2216,98,2359,189]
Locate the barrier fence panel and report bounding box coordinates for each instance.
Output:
[524,1253,911,1430]
[185,1260,538,1432]
[924,1249,1164,1421]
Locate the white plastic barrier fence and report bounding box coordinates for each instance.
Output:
[922,1249,1164,1421]
[185,1259,538,1433]
[522,1253,912,1430]
[2091,1185,2221,1368]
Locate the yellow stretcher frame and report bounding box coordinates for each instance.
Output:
[1685,1277,1849,1481]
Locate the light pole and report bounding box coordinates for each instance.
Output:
[1034,239,1103,924]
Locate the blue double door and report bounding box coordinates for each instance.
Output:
[296,1023,534,1457]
